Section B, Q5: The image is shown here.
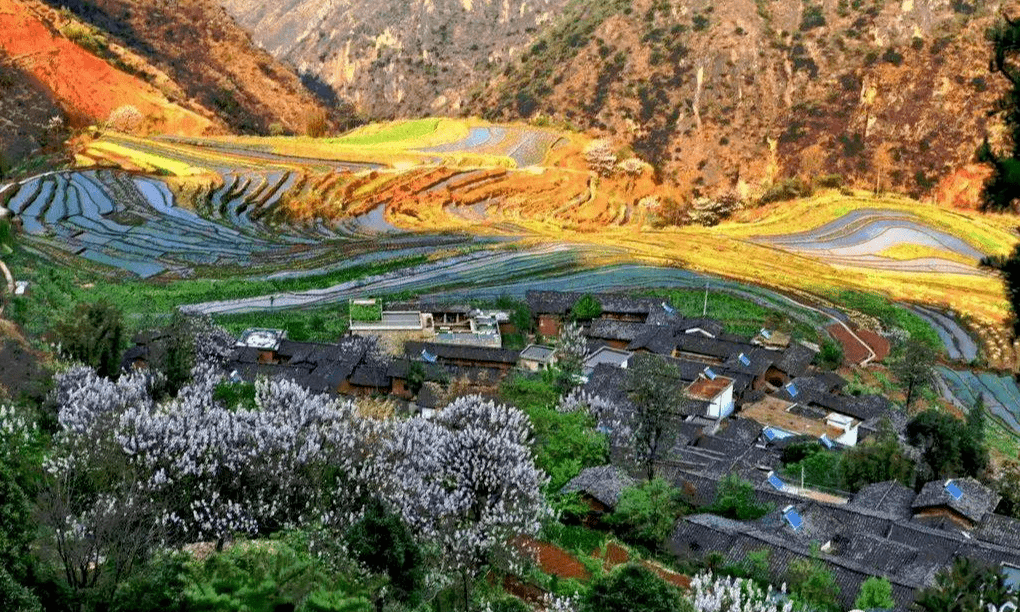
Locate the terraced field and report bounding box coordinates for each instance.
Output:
[936,367,1020,444]
[753,209,988,275]
[10,120,1020,366]
[0,169,468,278]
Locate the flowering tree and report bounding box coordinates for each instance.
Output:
[44,364,386,556]
[584,140,618,177]
[385,395,549,609]
[556,321,589,382]
[689,572,794,612]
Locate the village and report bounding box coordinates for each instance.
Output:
[119,289,1020,611]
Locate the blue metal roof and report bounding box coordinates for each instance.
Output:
[786,382,799,398]
[945,480,964,501]
[820,434,834,449]
[767,472,785,490]
[421,349,437,363]
[738,353,751,366]
[704,367,717,380]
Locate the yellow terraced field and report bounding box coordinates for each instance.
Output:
[74,124,1019,360]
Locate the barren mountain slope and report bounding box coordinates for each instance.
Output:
[35,0,332,135]
[218,0,572,118]
[469,0,1009,197]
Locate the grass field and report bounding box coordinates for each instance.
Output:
[4,247,425,338]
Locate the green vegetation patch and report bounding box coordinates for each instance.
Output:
[214,306,349,344]
[331,119,440,146]
[349,300,383,322]
[4,248,424,338]
[832,290,941,352]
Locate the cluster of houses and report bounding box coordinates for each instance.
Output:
[121,290,1020,609]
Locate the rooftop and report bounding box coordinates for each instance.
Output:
[742,396,852,440]
[912,478,1001,524]
[520,344,557,363]
[561,465,637,509]
[686,375,734,401]
[236,328,287,351]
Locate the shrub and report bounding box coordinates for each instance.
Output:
[854,576,895,610]
[583,140,618,176]
[815,338,843,370]
[106,105,144,134]
[581,563,691,612]
[787,558,840,611]
[305,110,329,138]
[608,478,688,548]
[344,498,424,606]
[570,294,602,321]
[53,300,125,378]
[757,178,812,205]
[706,474,772,520]
[800,5,826,30]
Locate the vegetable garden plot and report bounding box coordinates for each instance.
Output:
[936,367,1020,434]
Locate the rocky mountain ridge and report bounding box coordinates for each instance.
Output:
[220,0,1011,197]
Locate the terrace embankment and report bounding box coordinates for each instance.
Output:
[16,120,1020,368]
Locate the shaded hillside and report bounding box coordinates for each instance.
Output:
[468,0,1008,198]
[32,0,333,135]
[0,60,68,178]
[217,0,572,118]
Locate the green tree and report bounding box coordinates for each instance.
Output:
[626,355,689,480]
[815,339,843,370]
[840,420,916,491]
[913,557,1017,612]
[109,552,187,612]
[706,474,772,520]
[406,361,426,395]
[53,301,124,378]
[0,461,33,574]
[891,340,936,409]
[979,16,1020,211]
[787,557,840,611]
[0,566,41,612]
[184,537,372,612]
[608,478,688,549]
[157,312,197,397]
[962,395,990,476]
[906,409,988,480]
[855,576,895,610]
[580,563,692,612]
[570,294,602,321]
[344,498,424,607]
[994,459,1020,519]
[525,396,608,491]
[982,244,1020,338]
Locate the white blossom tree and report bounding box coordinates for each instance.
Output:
[556,321,589,382]
[689,572,794,612]
[584,139,618,177]
[384,395,549,610]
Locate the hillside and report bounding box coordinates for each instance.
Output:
[468,0,1009,198]
[222,0,1010,197]
[217,0,572,118]
[34,0,334,135]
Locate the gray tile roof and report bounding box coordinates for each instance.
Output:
[975,513,1020,549]
[520,344,557,362]
[560,465,637,509]
[525,290,664,316]
[585,319,651,342]
[404,341,520,365]
[912,478,1001,523]
[849,481,917,519]
[773,342,818,377]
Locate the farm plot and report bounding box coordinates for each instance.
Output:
[754,209,989,275]
[936,367,1020,436]
[1,170,460,279]
[907,305,979,362]
[420,126,560,167]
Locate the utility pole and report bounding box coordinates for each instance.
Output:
[702,280,709,317]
